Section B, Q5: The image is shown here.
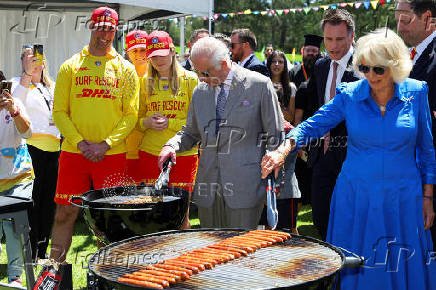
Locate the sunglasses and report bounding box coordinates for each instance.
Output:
[358,64,386,75]
[230,42,243,49]
[194,69,211,77]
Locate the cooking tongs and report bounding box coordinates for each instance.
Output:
[154,159,174,192]
[266,173,279,230]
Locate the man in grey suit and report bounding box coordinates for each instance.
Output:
[159,37,283,229]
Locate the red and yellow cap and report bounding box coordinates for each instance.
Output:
[146,31,174,58]
[126,30,148,52]
[91,7,118,29]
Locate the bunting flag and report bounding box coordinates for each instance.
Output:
[206,0,387,20]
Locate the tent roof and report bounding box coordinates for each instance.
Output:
[0,0,209,19]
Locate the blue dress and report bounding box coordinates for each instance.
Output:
[290,78,436,290]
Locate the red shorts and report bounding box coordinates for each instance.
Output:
[138,151,198,192]
[126,158,143,184]
[55,151,127,205]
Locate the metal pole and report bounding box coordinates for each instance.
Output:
[180,16,185,62]
[208,0,214,34]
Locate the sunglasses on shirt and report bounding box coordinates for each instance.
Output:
[358,64,386,75]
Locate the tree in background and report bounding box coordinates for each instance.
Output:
[164,0,397,55]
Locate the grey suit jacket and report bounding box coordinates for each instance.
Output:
[167,65,284,209]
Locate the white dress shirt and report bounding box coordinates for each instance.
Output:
[324,47,354,104]
[412,30,436,65]
[240,53,255,67]
[214,64,236,105]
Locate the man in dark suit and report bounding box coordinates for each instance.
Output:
[230,29,270,77]
[396,0,436,248]
[290,34,323,89]
[294,9,360,240]
[290,34,323,207]
[182,28,210,71]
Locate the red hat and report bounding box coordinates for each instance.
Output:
[91,7,118,29]
[126,30,148,52]
[146,31,174,58]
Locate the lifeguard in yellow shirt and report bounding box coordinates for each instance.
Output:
[125,30,148,183]
[137,31,199,228]
[50,7,139,263]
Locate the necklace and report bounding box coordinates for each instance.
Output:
[379,105,386,112]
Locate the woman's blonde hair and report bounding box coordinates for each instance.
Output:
[21,49,55,89]
[352,28,412,83]
[146,49,182,96]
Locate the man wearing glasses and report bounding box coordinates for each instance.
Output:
[230,29,270,77]
[395,0,436,249]
[159,37,283,229]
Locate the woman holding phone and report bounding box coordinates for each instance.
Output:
[11,45,60,261]
[1,72,33,287]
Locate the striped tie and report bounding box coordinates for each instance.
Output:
[216,83,227,134]
[410,48,417,61]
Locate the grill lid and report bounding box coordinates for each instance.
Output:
[89,230,343,289]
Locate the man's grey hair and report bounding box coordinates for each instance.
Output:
[191,37,230,68]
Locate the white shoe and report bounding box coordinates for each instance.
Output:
[8,278,22,288]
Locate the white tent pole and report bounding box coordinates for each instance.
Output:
[208,0,213,33]
[180,16,185,62]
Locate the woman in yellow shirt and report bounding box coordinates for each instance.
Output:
[125,30,148,183]
[137,31,198,229]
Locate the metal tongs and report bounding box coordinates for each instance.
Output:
[154,159,174,192]
[266,173,279,230]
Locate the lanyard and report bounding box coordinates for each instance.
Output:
[33,83,51,112]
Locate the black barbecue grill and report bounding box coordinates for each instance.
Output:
[88,229,363,289]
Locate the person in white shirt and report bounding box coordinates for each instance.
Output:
[0,81,33,287]
[11,45,60,261]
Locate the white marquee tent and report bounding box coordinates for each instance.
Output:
[0,0,211,79]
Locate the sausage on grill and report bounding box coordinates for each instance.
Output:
[124,273,170,287]
[171,257,214,269]
[118,277,163,289]
[207,245,248,256]
[139,269,183,281]
[146,265,190,279]
[196,247,239,258]
[132,271,176,284]
[162,260,200,273]
[153,263,193,275]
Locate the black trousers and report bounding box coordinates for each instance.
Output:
[295,157,312,205]
[311,149,343,241]
[27,145,60,260]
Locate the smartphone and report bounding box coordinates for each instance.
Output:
[1,81,12,94]
[34,44,43,65]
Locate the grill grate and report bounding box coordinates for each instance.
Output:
[89,230,342,289]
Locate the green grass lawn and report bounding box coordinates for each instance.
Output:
[0,205,318,288]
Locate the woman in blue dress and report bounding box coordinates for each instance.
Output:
[261,28,435,289]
